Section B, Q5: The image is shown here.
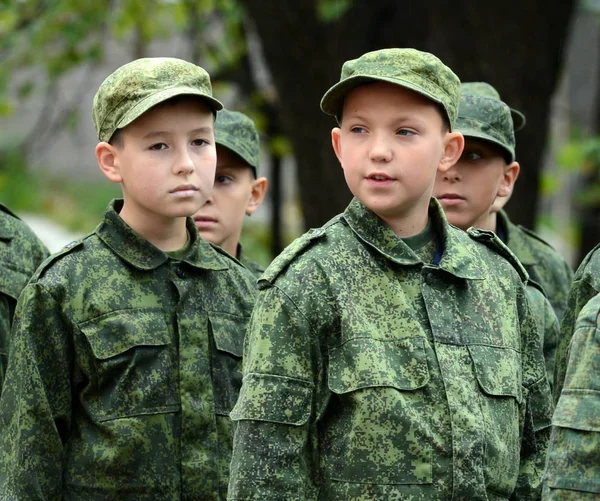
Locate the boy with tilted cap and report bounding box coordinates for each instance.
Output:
[0,206,48,392]
[542,291,600,500]
[433,82,563,386]
[435,82,573,323]
[193,109,268,276]
[0,58,256,500]
[227,48,552,500]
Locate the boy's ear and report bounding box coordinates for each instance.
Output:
[497,161,520,198]
[246,176,268,215]
[331,127,343,166]
[438,131,465,173]
[95,142,122,184]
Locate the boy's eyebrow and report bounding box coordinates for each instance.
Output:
[142,126,213,140]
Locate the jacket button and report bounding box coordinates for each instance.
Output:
[176,267,186,279]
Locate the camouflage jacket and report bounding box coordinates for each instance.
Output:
[0,200,256,501]
[542,293,600,500]
[497,210,573,322]
[0,204,49,391]
[228,198,553,501]
[554,244,600,402]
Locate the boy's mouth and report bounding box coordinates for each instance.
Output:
[436,193,466,205]
[367,173,394,182]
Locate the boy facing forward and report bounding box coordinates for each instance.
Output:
[227,49,552,500]
[0,58,256,500]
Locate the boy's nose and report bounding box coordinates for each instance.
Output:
[369,135,393,162]
[175,149,195,175]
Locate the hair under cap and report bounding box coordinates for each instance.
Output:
[93,57,223,142]
[214,109,260,175]
[320,48,461,130]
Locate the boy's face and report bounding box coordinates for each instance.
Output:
[193,145,266,256]
[109,98,216,228]
[331,82,461,236]
[433,138,517,231]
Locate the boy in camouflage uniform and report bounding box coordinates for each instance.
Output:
[0,58,256,500]
[0,205,48,390]
[433,82,560,385]
[434,81,572,323]
[193,109,268,276]
[227,48,553,500]
[542,292,600,499]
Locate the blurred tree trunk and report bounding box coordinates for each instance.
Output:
[246,0,575,230]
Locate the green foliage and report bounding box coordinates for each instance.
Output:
[557,136,600,207]
[316,0,353,22]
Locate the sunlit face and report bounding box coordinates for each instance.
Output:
[332,82,452,236]
[113,98,216,231]
[193,145,256,256]
[433,138,508,230]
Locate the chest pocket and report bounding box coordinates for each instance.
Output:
[324,337,433,485]
[80,308,178,421]
[208,312,247,416]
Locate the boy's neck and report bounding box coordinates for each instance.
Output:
[118,205,190,252]
[380,211,429,238]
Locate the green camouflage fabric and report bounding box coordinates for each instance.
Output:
[497,210,573,323]
[320,48,460,130]
[93,57,223,142]
[460,82,526,131]
[526,284,560,392]
[554,243,600,401]
[0,204,49,392]
[0,199,256,501]
[236,244,264,279]
[457,83,516,163]
[215,109,260,176]
[228,197,552,501]
[542,293,600,499]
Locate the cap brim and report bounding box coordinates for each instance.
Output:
[460,127,515,163]
[511,108,526,131]
[320,75,451,129]
[117,87,223,131]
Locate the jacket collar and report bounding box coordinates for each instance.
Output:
[96,199,226,271]
[497,210,536,265]
[343,197,485,280]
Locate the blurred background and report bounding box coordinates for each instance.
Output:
[0,0,599,270]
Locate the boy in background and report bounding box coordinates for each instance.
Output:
[193,109,268,276]
[0,57,256,500]
[228,48,552,501]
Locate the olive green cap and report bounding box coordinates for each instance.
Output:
[214,109,260,175]
[457,82,520,163]
[93,57,223,142]
[320,48,461,130]
[460,82,526,131]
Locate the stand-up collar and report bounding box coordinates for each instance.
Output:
[343,197,485,280]
[96,199,226,271]
[496,210,536,265]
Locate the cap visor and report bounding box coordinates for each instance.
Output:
[460,127,515,163]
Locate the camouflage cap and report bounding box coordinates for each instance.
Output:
[93,57,223,142]
[215,109,260,175]
[460,82,526,131]
[320,48,460,130]
[457,82,518,163]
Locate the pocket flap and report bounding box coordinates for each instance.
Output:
[328,337,430,394]
[230,373,312,426]
[469,345,523,403]
[208,312,247,357]
[553,389,600,431]
[0,267,28,301]
[80,308,170,360]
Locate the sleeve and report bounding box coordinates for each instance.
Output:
[554,280,598,402]
[0,282,74,501]
[513,286,554,501]
[227,285,323,501]
[542,300,600,500]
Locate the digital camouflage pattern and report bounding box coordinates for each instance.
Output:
[554,243,600,401]
[0,204,49,392]
[457,83,517,163]
[215,109,260,175]
[228,198,553,501]
[93,57,223,142]
[320,48,461,129]
[460,82,526,131]
[497,210,573,324]
[542,293,600,500]
[0,200,256,501]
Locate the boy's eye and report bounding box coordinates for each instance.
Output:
[350,126,366,134]
[463,151,482,161]
[397,129,414,136]
[149,143,168,151]
[216,174,234,184]
[191,138,209,147]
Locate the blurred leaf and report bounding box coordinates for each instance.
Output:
[270,135,293,157]
[317,0,353,21]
